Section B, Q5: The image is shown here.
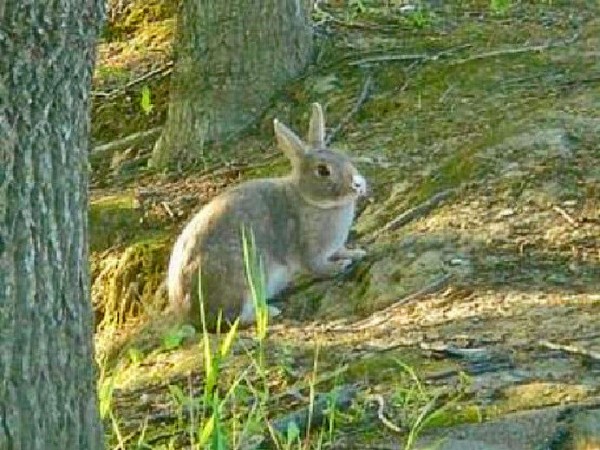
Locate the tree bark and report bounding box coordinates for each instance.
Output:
[0,1,105,449]
[151,0,314,168]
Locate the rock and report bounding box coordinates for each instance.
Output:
[548,408,600,450]
[415,406,565,450]
[416,438,512,450]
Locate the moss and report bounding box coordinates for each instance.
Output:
[93,0,175,151]
[94,65,131,87]
[342,352,431,385]
[243,158,290,179]
[89,194,173,327]
[91,74,170,147]
[90,195,137,250]
[424,404,483,428]
[105,0,178,41]
[492,382,594,417]
[414,149,477,202]
[89,194,159,252]
[92,237,170,328]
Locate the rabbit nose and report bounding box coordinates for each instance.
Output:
[351,174,367,196]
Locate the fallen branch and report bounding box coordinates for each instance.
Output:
[348,33,578,90]
[349,53,428,67]
[539,340,600,361]
[192,152,282,182]
[366,189,455,243]
[397,45,473,94]
[325,74,373,146]
[93,63,174,99]
[449,32,580,67]
[91,127,162,159]
[349,43,473,68]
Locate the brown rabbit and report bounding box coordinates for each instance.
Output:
[167,103,367,330]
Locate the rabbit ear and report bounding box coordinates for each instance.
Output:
[274,119,307,165]
[307,102,325,148]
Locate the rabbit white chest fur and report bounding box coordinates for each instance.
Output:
[167,103,366,330]
[298,199,356,265]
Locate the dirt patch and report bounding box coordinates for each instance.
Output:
[91,0,600,448]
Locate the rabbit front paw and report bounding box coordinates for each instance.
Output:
[311,258,352,278]
[268,305,282,318]
[240,301,282,325]
[334,258,353,272]
[334,247,367,261]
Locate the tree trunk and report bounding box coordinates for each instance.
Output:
[0,1,105,449]
[151,0,314,168]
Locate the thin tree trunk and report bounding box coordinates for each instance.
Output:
[151,0,313,168]
[0,1,105,449]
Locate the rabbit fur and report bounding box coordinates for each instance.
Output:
[167,103,367,330]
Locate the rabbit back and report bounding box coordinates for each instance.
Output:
[167,178,304,328]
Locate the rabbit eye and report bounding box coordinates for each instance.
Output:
[315,164,331,177]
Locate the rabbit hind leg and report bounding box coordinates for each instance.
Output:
[239,263,291,325]
[239,298,281,325]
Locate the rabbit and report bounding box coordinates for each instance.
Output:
[167,103,367,330]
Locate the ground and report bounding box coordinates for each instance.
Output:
[91,1,600,448]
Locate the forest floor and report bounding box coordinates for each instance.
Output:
[90,1,600,449]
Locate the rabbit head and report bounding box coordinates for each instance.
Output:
[274,103,367,208]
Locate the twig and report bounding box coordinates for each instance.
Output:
[351,156,392,168]
[349,44,473,68]
[406,394,444,444]
[93,63,174,99]
[360,273,451,327]
[552,205,579,227]
[270,385,358,436]
[367,394,404,433]
[393,44,472,94]
[266,365,350,406]
[438,84,455,103]
[332,273,452,332]
[365,189,455,243]
[349,53,428,66]
[325,75,373,146]
[539,340,600,361]
[193,152,282,181]
[557,74,600,86]
[91,127,162,158]
[161,201,175,219]
[396,59,422,94]
[449,33,580,67]
[313,4,397,33]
